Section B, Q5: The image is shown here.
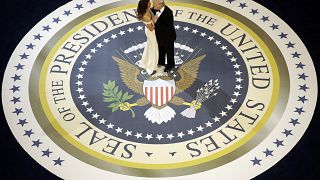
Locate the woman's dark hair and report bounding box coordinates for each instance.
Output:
[137,0,149,20]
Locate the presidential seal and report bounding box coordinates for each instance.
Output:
[2,0,318,179]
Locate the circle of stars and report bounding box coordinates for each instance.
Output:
[74,21,246,144]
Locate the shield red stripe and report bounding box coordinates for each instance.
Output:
[166,87,169,103]
[150,87,153,104]
[155,87,159,106]
[160,87,164,106]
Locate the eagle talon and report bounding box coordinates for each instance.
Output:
[119,102,130,111]
[183,100,202,110]
[119,102,138,111]
[119,102,137,118]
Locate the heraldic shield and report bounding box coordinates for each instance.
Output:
[143,79,176,124]
[143,79,176,106]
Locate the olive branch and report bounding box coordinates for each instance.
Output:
[102,80,135,117]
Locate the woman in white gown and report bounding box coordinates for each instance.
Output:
[137,0,159,75]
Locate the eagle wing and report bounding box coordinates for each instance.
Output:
[175,54,206,94]
[112,56,143,95]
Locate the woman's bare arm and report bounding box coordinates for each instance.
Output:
[143,15,154,31]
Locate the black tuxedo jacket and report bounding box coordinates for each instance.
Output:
[152,6,177,47]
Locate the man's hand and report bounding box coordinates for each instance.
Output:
[152,15,159,23]
[146,23,154,31]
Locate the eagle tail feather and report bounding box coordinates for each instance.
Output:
[144,106,176,124]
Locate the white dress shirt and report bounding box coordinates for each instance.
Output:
[156,6,165,18]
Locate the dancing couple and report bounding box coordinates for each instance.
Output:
[136,0,177,75]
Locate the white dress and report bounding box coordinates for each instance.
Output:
[138,20,159,75]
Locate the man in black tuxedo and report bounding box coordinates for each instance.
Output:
[151,0,177,72]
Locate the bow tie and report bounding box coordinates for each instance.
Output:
[154,9,161,13]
